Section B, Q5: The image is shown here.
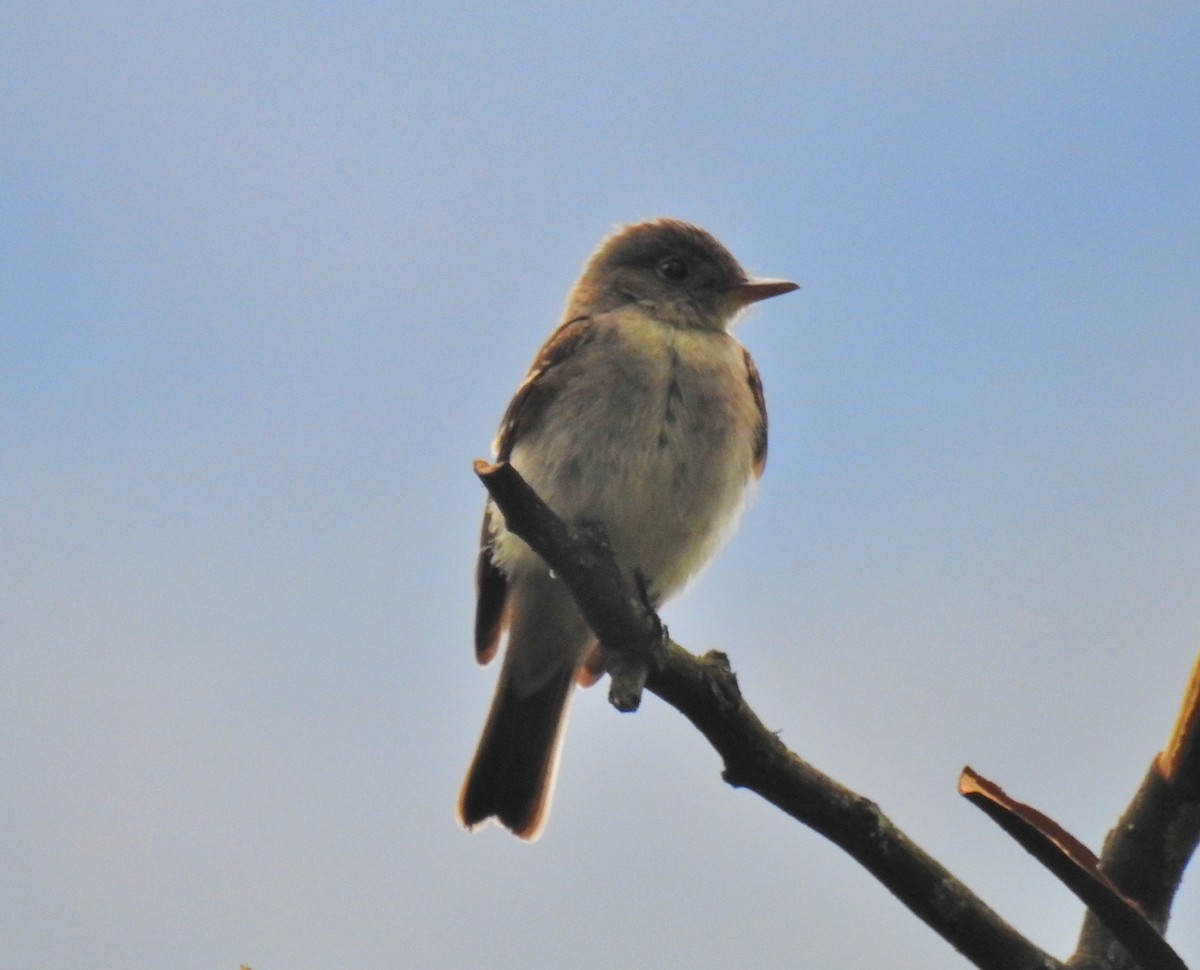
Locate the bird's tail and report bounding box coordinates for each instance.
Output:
[457,657,577,840]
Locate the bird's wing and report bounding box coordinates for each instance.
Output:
[474,316,595,663]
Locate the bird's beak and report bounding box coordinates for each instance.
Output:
[725,277,800,309]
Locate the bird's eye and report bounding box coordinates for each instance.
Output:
[656,257,690,283]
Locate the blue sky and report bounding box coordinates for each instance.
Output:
[4,3,1199,968]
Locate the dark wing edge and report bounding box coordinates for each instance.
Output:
[743,346,768,478]
[474,508,507,664]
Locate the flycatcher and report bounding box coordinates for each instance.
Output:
[458,218,798,839]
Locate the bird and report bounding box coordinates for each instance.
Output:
[458,218,798,839]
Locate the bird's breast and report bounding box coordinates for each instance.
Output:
[497,310,762,601]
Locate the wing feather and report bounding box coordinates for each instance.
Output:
[474,316,595,661]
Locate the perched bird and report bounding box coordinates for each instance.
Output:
[458,218,797,839]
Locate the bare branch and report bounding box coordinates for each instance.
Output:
[1068,651,1200,970]
[475,459,1060,970]
[961,768,1189,970]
